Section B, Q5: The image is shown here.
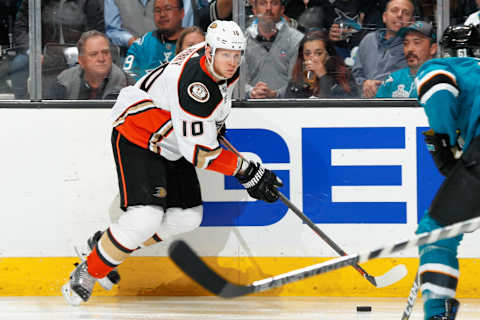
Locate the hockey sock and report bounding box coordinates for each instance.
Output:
[87,246,116,278]
[87,228,134,278]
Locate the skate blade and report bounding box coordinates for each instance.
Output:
[61,282,83,306]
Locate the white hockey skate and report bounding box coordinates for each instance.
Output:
[62,261,96,306]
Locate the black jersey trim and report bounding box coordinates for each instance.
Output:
[420,271,458,290]
[418,73,458,100]
[140,63,168,92]
[227,69,240,87]
[107,228,135,254]
[178,56,223,118]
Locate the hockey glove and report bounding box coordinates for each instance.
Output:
[235,162,283,203]
[423,129,457,177]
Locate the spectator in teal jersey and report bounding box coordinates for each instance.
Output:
[123,0,184,80]
[376,21,437,98]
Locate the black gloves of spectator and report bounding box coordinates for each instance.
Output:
[423,129,458,177]
[235,162,283,203]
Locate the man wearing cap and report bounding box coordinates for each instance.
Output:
[376,21,437,98]
[352,0,414,98]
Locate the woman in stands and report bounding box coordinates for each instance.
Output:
[284,31,358,98]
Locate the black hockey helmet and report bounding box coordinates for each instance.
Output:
[440,24,480,57]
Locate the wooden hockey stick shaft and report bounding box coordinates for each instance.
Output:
[219,135,406,288]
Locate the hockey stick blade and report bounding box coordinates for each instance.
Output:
[367,264,408,288]
[169,215,480,298]
[168,240,254,297]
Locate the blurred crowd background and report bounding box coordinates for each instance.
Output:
[0,0,477,101]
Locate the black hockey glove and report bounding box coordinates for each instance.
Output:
[235,162,283,203]
[423,129,457,177]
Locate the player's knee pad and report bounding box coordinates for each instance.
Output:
[429,135,480,225]
[156,205,203,240]
[109,205,165,250]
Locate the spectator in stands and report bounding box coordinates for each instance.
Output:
[123,0,185,80]
[196,0,232,31]
[0,0,20,95]
[45,30,129,100]
[284,31,358,98]
[245,0,304,99]
[175,26,205,54]
[465,0,480,25]
[105,0,193,55]
[376,21,437,98]
[11,0,104,99]
[352,0,414,98]
[327,7,368,62]
[0,0,20,47]
[284,0,322,23]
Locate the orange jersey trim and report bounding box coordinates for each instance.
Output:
[115,108,172,151]
[207,148,238,176]
[206,148,239,176]
[115,132,128,208]
[193,145,238,175]
[199,55,217,82]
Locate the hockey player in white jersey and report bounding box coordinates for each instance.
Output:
[62,20,283,306]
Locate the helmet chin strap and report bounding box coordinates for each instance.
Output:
[206,48,228,81]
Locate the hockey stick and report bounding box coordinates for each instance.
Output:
[168,215,480,298]
[218,135,407,288]
[401,271,420,320]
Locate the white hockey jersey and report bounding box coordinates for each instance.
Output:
[110,42,241,176]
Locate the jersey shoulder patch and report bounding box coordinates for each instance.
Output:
[187,82,210,103]
[178,57,222,118]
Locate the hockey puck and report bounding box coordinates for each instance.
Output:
[356,306,372,312]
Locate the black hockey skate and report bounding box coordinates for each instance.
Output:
[429,298,460,320]
[85,230,121,290]
[62,261,96,306]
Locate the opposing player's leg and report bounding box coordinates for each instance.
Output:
[417,212,462,320]
[418,136,480,319]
